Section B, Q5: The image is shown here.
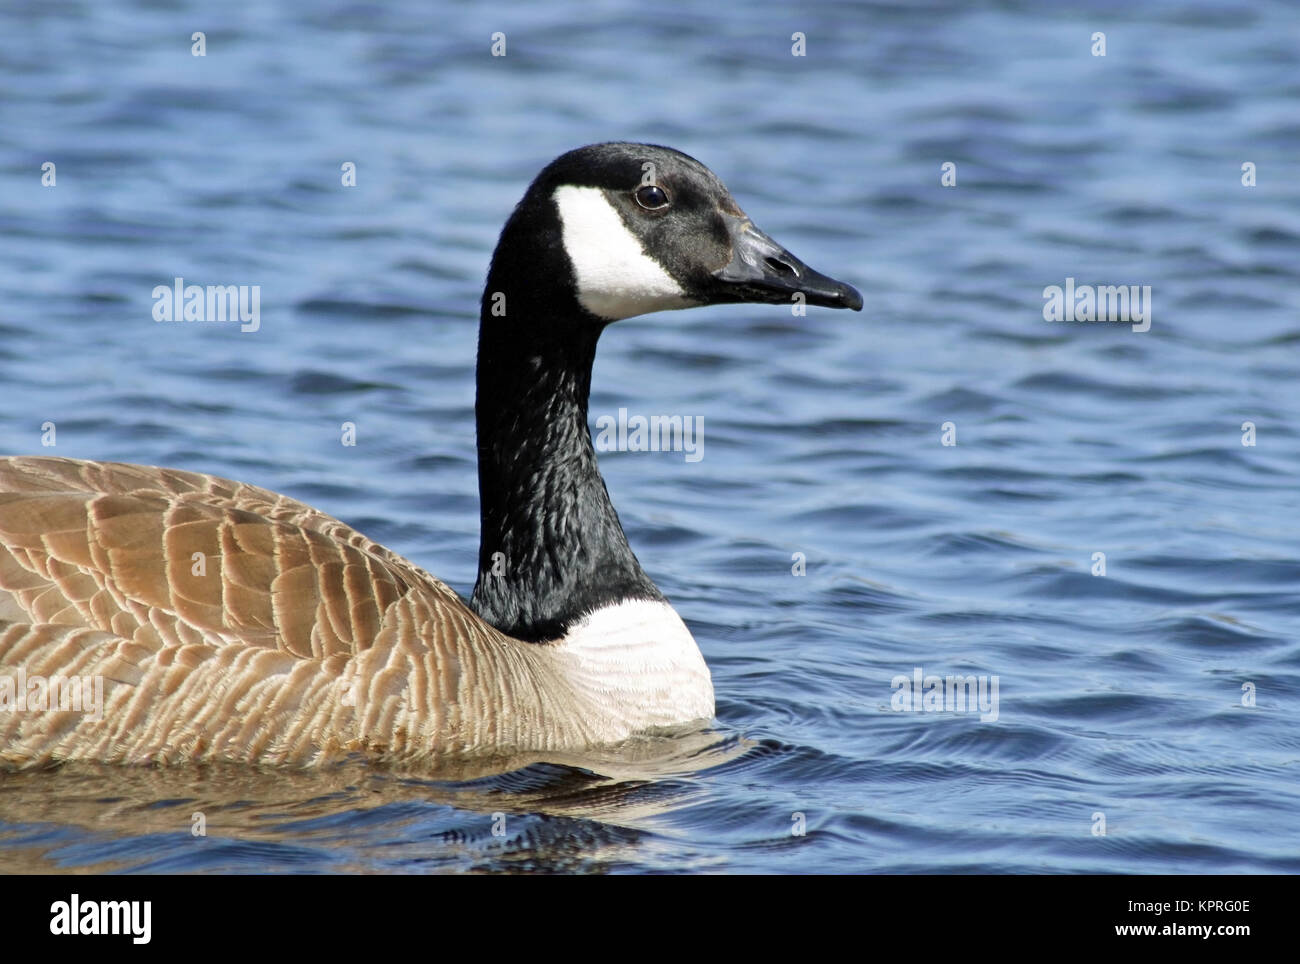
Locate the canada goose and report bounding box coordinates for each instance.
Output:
[0,142,861,768]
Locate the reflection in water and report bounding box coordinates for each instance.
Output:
[0,727,749,873]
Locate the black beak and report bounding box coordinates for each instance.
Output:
[712,217,863,311]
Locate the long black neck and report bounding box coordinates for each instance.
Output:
[469,202,663,642]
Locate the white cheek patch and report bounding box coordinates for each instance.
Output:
[552,185,696,321]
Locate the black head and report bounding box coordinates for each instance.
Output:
[485,142,863,327]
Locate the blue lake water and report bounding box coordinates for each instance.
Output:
[1,0,1298,873]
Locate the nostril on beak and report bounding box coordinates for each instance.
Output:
[764,256,798,279]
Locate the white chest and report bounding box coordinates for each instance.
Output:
[544,599,715,739]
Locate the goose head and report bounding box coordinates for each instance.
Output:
[484,141,863,328]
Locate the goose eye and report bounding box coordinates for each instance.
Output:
[634,184,670,210]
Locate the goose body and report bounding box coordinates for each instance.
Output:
[0,143,860,768]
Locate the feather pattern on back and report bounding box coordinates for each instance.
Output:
[0,456,704,767]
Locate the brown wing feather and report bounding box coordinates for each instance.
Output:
[0,456,567,767]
